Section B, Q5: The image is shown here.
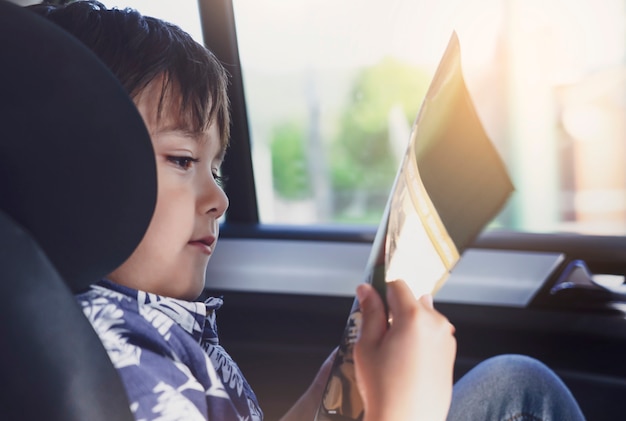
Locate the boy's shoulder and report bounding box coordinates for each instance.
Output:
[75,280,219,345]
[75,282,144,340]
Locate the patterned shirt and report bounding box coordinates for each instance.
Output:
[75,280,263,421]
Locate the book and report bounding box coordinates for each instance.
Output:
[314,32,515,421]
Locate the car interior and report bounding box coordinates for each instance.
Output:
[2,0,626,420]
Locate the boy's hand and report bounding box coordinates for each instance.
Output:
[354,280,456,421]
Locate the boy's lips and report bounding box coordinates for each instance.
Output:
[188,235,216,255]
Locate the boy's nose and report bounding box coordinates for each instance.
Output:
[200,179,229,218]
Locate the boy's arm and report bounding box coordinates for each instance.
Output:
[279,349,336,421]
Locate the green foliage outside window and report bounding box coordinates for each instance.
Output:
[330,57,431,220]
[270,121,312,200]
[267,58,431,222]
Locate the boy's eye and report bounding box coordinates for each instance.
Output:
[167,156,199,170]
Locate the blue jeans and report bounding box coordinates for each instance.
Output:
[447,355,586,421]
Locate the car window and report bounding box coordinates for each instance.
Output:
[231,0,626,236]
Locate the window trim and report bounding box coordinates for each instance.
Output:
[199,0,259,224]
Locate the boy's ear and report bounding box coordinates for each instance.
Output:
[0,1,157,292]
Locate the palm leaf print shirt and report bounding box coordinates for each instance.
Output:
[75,280,263,421]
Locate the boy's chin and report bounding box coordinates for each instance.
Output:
[176,278,206,301]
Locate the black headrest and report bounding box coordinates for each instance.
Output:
[0,0,156,291]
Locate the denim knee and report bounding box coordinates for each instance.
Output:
[447,354,585,421]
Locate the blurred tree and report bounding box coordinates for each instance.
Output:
[330,57,431,220]
[270,121,312,200]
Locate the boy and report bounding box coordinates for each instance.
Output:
[29,2,586,421]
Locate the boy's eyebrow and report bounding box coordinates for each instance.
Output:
[159,124,227,161]
[159,122,202,139]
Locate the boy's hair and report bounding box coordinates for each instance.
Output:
[28,0,230,147]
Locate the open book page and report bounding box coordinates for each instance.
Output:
[315,32,514,421]
[384,134,458,298]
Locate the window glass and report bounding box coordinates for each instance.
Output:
[233,0,626,235]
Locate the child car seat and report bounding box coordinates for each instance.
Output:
[0,2,156,419]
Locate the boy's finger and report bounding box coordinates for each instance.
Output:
[420,293,434,309]
[385,279,418,318]
[356,283,387,345]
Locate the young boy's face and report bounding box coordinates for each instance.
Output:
[107,78,229,300]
